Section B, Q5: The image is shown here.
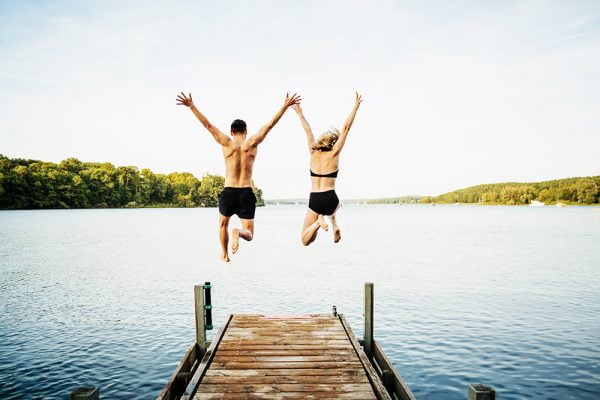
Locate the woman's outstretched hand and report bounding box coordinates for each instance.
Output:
[354,92,363,107]
[284,93,302,108]
[176,92,194,107]
[291,103,303,114]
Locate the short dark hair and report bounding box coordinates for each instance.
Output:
[231,119,247,133]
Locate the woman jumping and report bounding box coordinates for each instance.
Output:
[292,92,363,246]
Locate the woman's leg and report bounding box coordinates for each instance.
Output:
[301,209,327,246]
[327,204,342,243]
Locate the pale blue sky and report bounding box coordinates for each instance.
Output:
[1,1,599,198]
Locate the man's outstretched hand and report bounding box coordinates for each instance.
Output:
[284,93,302,108]
[176,92,194,107]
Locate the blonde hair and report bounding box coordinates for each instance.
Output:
[312,128,340,151]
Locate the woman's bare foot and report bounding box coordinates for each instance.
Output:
[220,253,230,262]
[318,215,329,231]
[231,228,240,254]
[334,228,341,243]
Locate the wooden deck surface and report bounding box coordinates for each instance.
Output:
[192,314,386,400]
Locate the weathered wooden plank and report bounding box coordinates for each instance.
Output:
[196,383,375,393]
[216,344,355,351]
[157,344,199,400]
[212,355,359,363]
[181,315,232,400]
[339,314,392,400]
[225,328,346,334]
[228,327,340,332]
[204,369,367,377]
[229,325,340,330]
[216,349,357,356]
[223,334,349,340]
[229,319,335,325]
[211,361,364,370]
[219,339,352,345]
[232,314,332,319]
[194,392,377,400]
[224,331,346,335]
[372,340,416,400]
[201,375,369,384]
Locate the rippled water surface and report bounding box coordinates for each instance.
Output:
[1,205,599,399]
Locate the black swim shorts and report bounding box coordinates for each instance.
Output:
[218,187,257,219]
[308,190,339,216]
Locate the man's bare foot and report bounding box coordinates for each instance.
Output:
[318,215,329,231]
[334,228,341,243]
[220,253,230,262]
[231,228,240,254]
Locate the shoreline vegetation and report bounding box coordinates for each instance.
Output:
[267,177,600,206]
[0,155,264,210]
[419,176,600,206]
[1,155,597,209]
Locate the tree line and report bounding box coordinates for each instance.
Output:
[366,196,421,204]
[0,155,264,209]
[420,176,600,205]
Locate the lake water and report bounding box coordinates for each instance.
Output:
[0,205,599,399]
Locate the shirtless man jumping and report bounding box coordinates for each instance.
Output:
[176,92,301,262]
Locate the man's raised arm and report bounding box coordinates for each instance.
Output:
[176,92,230,146]
[248,93,302,147]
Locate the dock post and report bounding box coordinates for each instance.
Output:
[364,282,374,357]
[69,387,99,400]
[194,284,207,353]
[467,384,495,400]
[204,281,213,331]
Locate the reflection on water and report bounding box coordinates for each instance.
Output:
[1,205,599,399]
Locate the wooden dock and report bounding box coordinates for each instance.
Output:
[157,282,495,400]
[190,313,388,399]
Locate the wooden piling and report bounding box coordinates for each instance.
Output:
[364,282,374,358]
[69,387,99,400]
[467,384,496,400]
[194,284,206,353]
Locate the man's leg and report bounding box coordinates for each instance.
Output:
[232,218,254,254]
[219,214,231,262]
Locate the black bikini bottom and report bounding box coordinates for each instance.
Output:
[308,190,339,216]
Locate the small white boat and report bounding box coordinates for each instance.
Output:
[530,200,545,207]
[556,202,566,208]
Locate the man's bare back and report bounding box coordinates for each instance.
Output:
[222,134,257,187]
[176,92,301,262]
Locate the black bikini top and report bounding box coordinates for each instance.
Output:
[310,169,339,178]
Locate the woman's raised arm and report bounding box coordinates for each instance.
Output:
[332,92,363,155]
[292,103,316,152]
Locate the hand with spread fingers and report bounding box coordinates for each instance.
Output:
[176,92,194,108]
[284,93,302,108]
[354,92,363,108]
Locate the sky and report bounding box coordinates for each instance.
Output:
[1,0,599,199]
